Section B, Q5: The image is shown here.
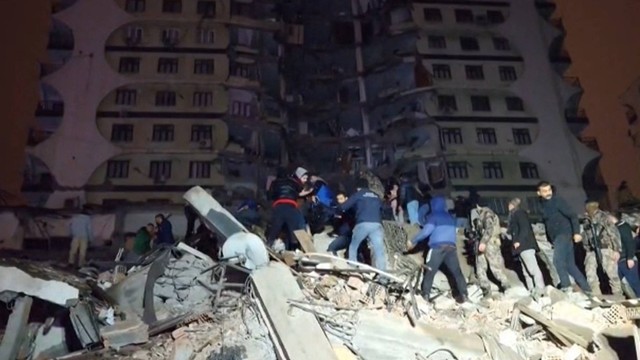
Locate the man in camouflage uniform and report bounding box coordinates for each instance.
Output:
[474,203,511,297]
[582,200,623,296]
[531,223,561,287]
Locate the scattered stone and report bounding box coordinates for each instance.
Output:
[100,314,149,349]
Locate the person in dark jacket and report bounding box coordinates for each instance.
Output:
[338,178,386,270]
[155,214,175,246]
[184,204,199,239]
[407,196,468,303]
[537,181,591,293]
[507,198,545,296]
[398,175,420,225]
[266,167,313,250]
[615,212,640,297]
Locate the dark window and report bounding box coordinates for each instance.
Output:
[115,89,137,105]
[232,63,255,79]
[505,96,524,111]
[118,57,140,74]
[125,0,145,13]
[520,162,539,179]
[157,58,178,74]
[197,29,215,44]
[476,128,497,144]
[152,124,174,142]
[161,29,180,45]
[106,160,130,179]
[149,161,172,180]
[493,37,511,51]
[499,66,518,81]
[471,96,491,111]
[447,162,468,179]
[155,91,177,106]
[111,124,133,142]
[512,128,532,145]
[460,37,479,51]
[482,162,503,179]
[455,9,474,23]
[423,8,442,22]
[231,101,252,117]
[189,161,211,178]
[487,10,505,24]
[191,125,212,142]
[440,127,463,145]
[437,95,457,111]
[193,91,213,107]
[197,1,216,16]
[465,65,484,80]
[432,64,452,80]
[162,0,181,13]
[428,35,446,49]
[194,59,215,74]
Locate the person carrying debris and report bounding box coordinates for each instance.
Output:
[68,209,93,267]
[338,178,387,270]
[614,212,640,297]
[582,200,623,296]
[537,181,592,294]
[407,196,469,303]
[473,201,511,298]
[507,198,545,298]
[155,214,175,246]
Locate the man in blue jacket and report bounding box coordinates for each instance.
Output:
[339,178,386,270]
[407,196,468,302]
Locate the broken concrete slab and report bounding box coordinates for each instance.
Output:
[222,232,269,271]
[183,186,246,239]
[0,296,33,360]
[100,314,149,349]
[169,337,194,360]
[32,326,69,360]
[0,265,79,306]
[551,300,608,340]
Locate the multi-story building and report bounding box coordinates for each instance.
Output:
[24,0,288,208]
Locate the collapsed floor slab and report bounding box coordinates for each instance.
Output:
[0,263,80,306]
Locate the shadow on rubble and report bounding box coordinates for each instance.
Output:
[208,345,247,360]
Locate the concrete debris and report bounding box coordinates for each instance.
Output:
[0,263,80,306]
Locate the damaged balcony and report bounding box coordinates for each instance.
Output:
[361,32,415,75]
[364,61,435,109]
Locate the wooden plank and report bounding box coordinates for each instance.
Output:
[251,262,338,360]
[294,230,316,253]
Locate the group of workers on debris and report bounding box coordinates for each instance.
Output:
[263,167,640,305]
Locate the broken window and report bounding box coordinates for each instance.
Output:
[499,66,517,81]
[465,65,484,80]
[505,96,524,111]
[482,161,503,179]
[440,127,463,145]
[193,91,213,107]
[432,64,451,80]
[111,124,133,142]
[447,161,468,179]
[428,35,446,49]
[189,161,211,178]
[118,57,140,74]
[513,128,532,145]
[152,124,175,142]
[157,58,179,74]
[476,128,497,144]
[423,8,442,22]
[520,162,539,179]
[332,22,355,45]
[194,59,215,74]
[438,95,457,111]
[191,125,212,141]
[125,0,145,13]
[493,37,510,51]
[155,91,177,106]
[106,160,130,179]
[460,37,479,51]
[471,96,491,112]
[115,89,137,106]
[149,160,172,180]
[455,9,474,23]
[162,0,181,13]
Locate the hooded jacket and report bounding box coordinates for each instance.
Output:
[411,196,456,248]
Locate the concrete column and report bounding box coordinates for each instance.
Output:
[0,296,33,360]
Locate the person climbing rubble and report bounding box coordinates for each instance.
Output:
[406,196,469,303]
[154,213,175,247]
[582,200,623,296]
[327,191,370,263]
[473,201,512,298]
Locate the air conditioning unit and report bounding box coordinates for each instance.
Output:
[199,139,213,149]
[475,15,489,25]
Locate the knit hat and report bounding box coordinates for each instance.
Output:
[294,167,308,180]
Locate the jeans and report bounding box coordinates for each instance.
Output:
[618,258,640,297]
[553,235,591,292]
[349,222,386,270]
[421,245,468,299]
[328,235,350,255]
[519,249,545,291]
[407,200,420,225]
[267,204,306,250]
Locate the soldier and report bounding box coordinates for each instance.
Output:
[582,200,623,296]
[473,201,511,298]
[531,223,561,287]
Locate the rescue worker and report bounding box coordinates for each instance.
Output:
[583,200,622,296]
[474,201,511,298]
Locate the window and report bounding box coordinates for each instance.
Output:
[162,0,181,13]
[118,57,140,74]
[526,197,542,215]
[161,28,180,45]
[193,91,213,107]
[189,161,211,178]
[428,35,446,49]
[455,9,474,23]
[106,160,130,179]
[482,162,503,179]
[471,96,491,111]
[197,1,216,16]
[499,66,518,81]
[487,10,505,24]
[505,96,524,111]
[125,0,145,13]
[152,125,174,142]
[465,65,484,80]
[149,161,172,180]
[155,91,177,107]
[432,64,451,80]
[125,26,143,44]
[115,89,137,105]
[520,162,539,179]
[111,124,133,142]
[460,37,479,51]
[512,128,532,145]
[157,58,178,74]
[476,128,497,144]
[493,37,510,51]
[197,28,215,44]
[231,101,252,117]
[232,63,255,79]
[447,162,468,179]
[437,95,457,111]
[194,59,215,74]
[441,127,463,145]
[485,197,510,215]
[423,8,442,22]
[191,125,212,142]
